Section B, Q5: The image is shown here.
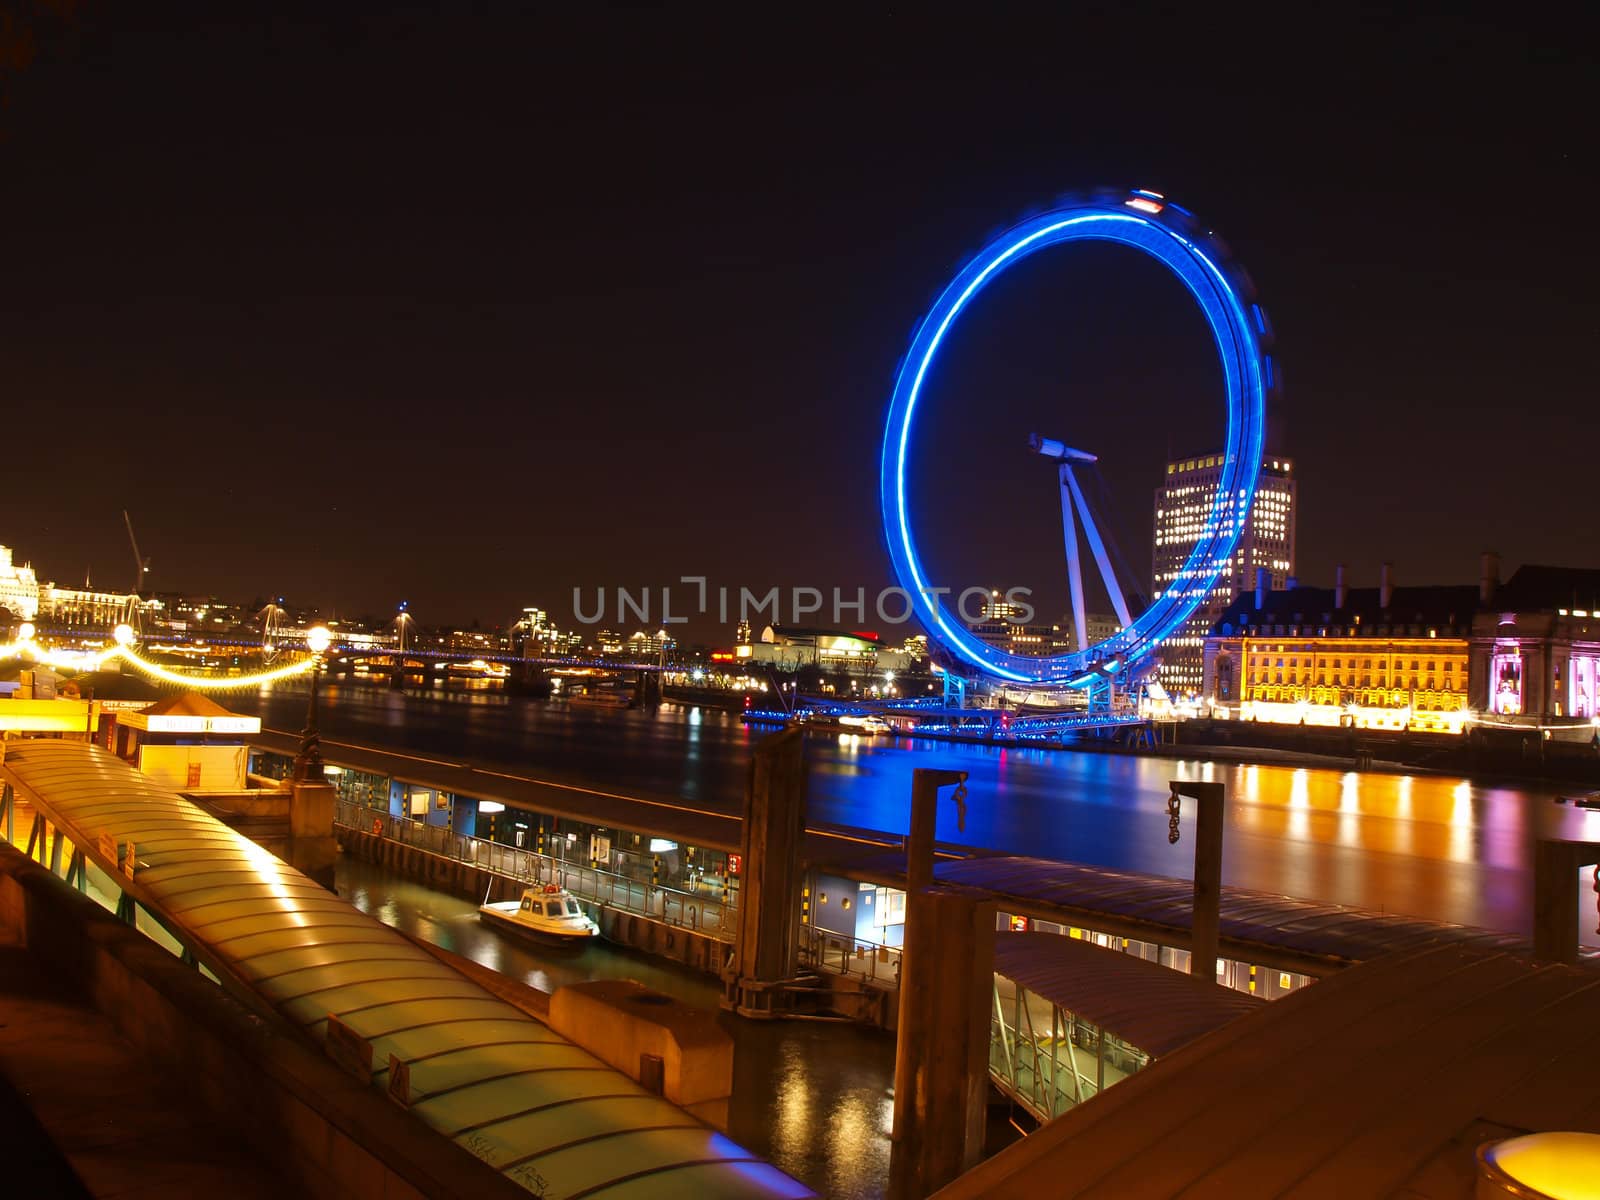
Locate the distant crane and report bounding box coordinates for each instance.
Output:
[120,509,152,635]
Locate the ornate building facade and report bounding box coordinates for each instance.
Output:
[1204,558,1600,730]
[0,545,40,621]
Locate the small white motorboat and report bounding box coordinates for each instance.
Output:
[479,884,601,944]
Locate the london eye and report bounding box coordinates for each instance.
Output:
[879,188,1276,693]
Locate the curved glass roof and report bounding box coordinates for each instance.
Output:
[994,931,1262,1057]
[0,740,812,1199]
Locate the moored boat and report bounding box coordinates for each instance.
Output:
[569,689,632,709]
[479,884,601,943]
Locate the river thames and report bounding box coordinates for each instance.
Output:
[240,680,1600,947]
[230,679,1600,1197]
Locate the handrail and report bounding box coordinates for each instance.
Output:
[336,799,738,939]
[796,921,902,987]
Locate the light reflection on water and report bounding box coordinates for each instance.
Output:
[334,857,894,1199]
[244,681,1600,946]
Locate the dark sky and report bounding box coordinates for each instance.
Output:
[2,3,1593,639]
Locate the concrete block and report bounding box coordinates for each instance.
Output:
[289,782,336,839]
[547,979,732,1107]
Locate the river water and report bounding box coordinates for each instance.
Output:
[334,857,896,1199]
[248,680,1598,1198]
[246,680,1600,946]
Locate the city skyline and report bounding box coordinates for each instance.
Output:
[1,7,1592,633]
[2,11,1598,1200]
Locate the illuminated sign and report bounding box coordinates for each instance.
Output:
[141,715,262,734]
[727,853,743,876]
[0,699,94,732]
[710,651,736,662]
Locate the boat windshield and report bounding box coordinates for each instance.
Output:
[543,901,565,916]
[564,900,582,916]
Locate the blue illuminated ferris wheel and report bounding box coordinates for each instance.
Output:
[879,188,1277,690]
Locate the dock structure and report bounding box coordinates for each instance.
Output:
[934,941,1600,1199]
[0,740,814,1200]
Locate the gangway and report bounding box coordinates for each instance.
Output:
[988,931,1261,1123]
[0,740,813,1200]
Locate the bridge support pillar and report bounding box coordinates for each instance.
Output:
[888,884,994,1200]
[289,781,337,890]
[1532,838,1600,965]
[722,729,805,1017]
[889,767,988,1199]
[637,671,662,709]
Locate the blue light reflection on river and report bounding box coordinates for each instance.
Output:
[241,681,1600,946]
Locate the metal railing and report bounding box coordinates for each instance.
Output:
[797,921,902,987]
[336,799,737,939]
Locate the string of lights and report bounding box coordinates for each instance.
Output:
[0,622,321,690]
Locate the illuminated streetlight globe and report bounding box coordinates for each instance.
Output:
[112,623,135,646]
[17,622,35,642]
[306,626,333,655]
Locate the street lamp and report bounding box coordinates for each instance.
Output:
[294,625,333,783]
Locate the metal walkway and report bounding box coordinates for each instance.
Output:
[820,848,1600,978]
[0,741,813,1200]
[989,931,1262,1122]
[941,942,1600,1199]
[935,855,1600,974]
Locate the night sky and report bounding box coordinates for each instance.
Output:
[2,4,1593,639]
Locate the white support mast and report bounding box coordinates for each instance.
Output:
[1029,434,1132,652]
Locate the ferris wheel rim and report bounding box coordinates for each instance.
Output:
[878,190,1273,687]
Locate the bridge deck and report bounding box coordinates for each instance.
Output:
[0,741,812,1200]
[938,854,1600,973]
[252,727,745,851]
[815,848,1600,977]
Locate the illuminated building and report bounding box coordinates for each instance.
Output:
[1057,612,1123,651]
[150,594,245,635]
[746,625,881,670]
[1470,562,1600,720]
[513,608,581,655]
[626,629,675,661]
[0,545,41,621]
[1203,566,1473,732]
[1153,454,1296,695]
[967,592,1059,657]
[41,582,134,629]
[446,627,499,654]
[896,634,929,663]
